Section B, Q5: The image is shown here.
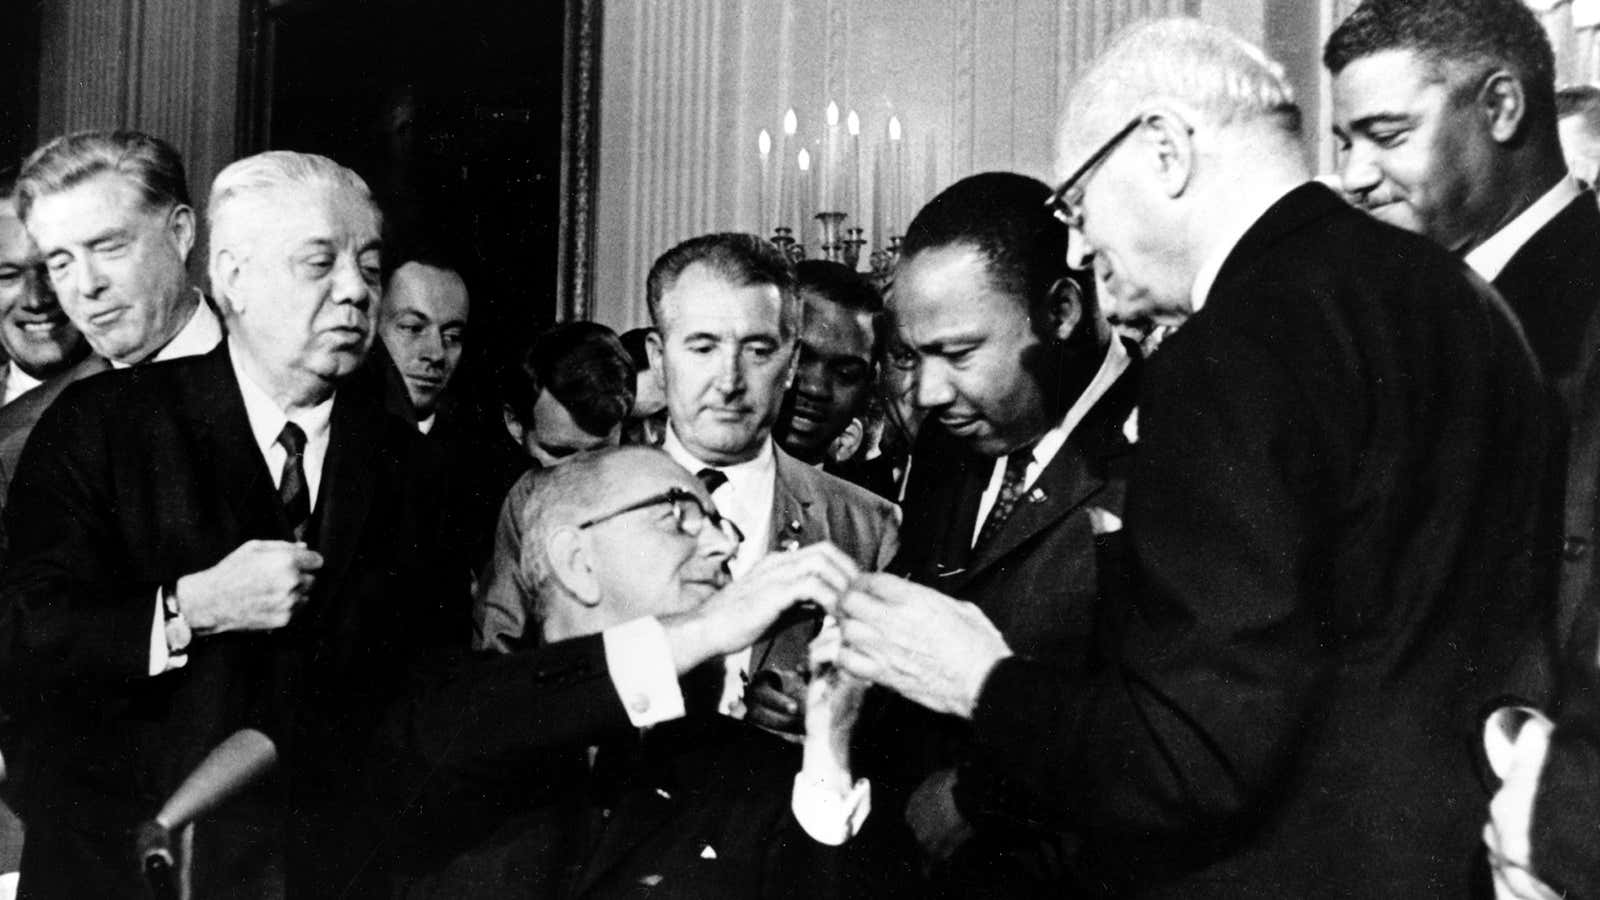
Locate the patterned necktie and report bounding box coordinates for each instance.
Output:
[277,422,310,540]
[974,447,1033,551]
[697,467,728,496]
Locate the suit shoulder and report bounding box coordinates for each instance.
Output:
[806,460,899,521]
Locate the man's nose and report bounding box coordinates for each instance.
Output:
[416,327,444,363]
[794,357,828,398]
[330,255,371,307]
[1337,143,1381,197]
[698,516,738,561]
[714,347,746,394]
[914,360,953,410]
[70,257,108,301]
[20,269,57,311]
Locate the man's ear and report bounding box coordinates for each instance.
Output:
[212,247,245,315]
[168,204,197,262]
[1143,110,1195,199]
[545,526,602,608]
[645,328,669,397]
[1481,70,1528,144]
[503,405,528,447]
[1041,276,1085,343]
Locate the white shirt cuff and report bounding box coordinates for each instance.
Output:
[792,768,871,846]
[148,590,186,676]
[602,617,686,728]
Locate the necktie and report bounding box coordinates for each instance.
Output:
[974,447,1033,551]
[277,422,310,540]
[697,467,728,495]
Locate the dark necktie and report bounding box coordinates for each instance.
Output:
[697,467,728,495]
[974,447,1033,551]
[277,422,310,540]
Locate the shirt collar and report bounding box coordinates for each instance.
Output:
[4,362,42,405]
[111,292,224,369]
[1189,180,1304,316]
[661,424,776,489]
[1463,175,1584,282]
[1029,337,1131,473]
[228,338,334,458]
[417,414,436,435]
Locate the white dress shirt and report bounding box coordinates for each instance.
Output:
[1464,175,1584,282]
[111,292,223,370]
[416,414,436,435]
[1,362,41,406]
[972,338,1132,545]
[149,339,334,674]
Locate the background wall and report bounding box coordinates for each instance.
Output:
[591,0,1345,331]
[33,0,241,210]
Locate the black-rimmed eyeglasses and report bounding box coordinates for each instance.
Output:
[1046,116,1144,229]
[577,487,744,547]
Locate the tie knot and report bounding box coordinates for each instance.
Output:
[277,421,307,456]
[697,467,728,495]
[1004,447,1033,479]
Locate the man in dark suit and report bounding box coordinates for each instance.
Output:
[0,150,467,898]
[351,446,874,898]
[646,234,899,735]
[835,18,1558,898]
[1326,6,1600,893]
[854,171,1136,895]
[0,131,226,510]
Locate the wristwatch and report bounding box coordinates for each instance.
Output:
[161,580,192,656]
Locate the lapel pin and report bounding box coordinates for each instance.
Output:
[1028,487,1047,503]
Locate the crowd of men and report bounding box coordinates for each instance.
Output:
[0,0,1597,897]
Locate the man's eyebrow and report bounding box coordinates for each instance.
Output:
[1349,112,1412,133]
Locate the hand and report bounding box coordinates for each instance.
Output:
[1484,713,1562,900]
[804,619,868,769]
[176,540,324,634]
[662,542,859,673]
[835,573,1010,718]
[746,667,806,736]
[905,768,975,865]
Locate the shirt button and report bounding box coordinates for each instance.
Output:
[629,695,651,715]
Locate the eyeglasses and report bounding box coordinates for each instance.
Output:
[577,486,744,548]
[1045,116,1145,229]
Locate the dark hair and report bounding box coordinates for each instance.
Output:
[502,322,634,436]
[902,171,1073,313]
[645,233,799,339]
[619,327,654,373]
[16,130,191,221]
[382,232,474,292]
[795,259,883,358]
[1324,0,1556,121]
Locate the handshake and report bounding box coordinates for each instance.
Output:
[663,542,1016,732]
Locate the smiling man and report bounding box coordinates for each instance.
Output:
[0,183,85,406]
[0,151,469,896]
[645,233,897,736]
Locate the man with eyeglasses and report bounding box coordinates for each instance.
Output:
[346,446,878,897]
[832,18,1557,898]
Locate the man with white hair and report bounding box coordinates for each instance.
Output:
[0,150,468,897]
[833,18,1557,898]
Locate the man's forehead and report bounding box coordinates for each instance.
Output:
[801,293,873,353]
[386,262,469,319]
[250,185,379,250]
[660,264,784,333]
[1332,48,1454,114]
[595,450,700,500]
[26,172,156,235]
[0,206,39,261]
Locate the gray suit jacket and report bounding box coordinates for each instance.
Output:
[472,442,899,653]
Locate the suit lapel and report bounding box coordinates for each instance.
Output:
[177,344,282,541]
[309,388,384,608]
[768,446,818,552]
[569,723,700,897]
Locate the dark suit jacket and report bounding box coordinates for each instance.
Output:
[859,346,1138,895]
[965,184,1559,898]
[0,353,110,513]
[351,637,866,899]
[0,344,469,898]
[1493,190,1600,644]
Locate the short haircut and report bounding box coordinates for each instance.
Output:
[644,233,800,339]
[382,234,473,292]
[1062,18,1300,164]
[517,447,612,611]
[1558,84,1600,132]
[502,321,634,435]
[1324,0,1556,121]
[619,327,654,373]
[15,130,191,221]
[902,172,1071,314]
[207,151,376,263]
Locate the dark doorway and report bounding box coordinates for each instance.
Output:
[253,0,569,418]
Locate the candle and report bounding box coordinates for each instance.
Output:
[872,143,884,247]
[924,131,938,220]
[823,101,840,213]
[847,109,861,224]
[758,129,772,233]
[797,148,812,240]
[888,115,904,236]
[779,109,797,233]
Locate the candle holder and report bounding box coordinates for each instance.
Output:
[844,227,866,271]
[867,235,902,293]
[814,211,847,264]
[770,227,804,264]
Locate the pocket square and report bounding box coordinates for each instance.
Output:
[699,844,718,860]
